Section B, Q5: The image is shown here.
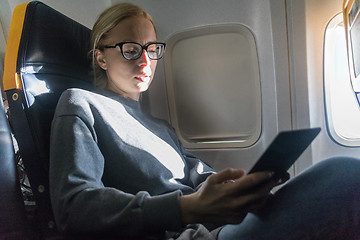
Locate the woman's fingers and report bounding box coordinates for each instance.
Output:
[187,169,291,225]
[208,168,246,184]
[229,171,274,193]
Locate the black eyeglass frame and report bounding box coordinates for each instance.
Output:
[103,41,166,60]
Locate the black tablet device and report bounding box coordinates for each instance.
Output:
[248,127,321,174]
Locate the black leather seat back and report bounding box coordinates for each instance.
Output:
[3,1,92,238]
[16,1,93,169]
[0,93,36,239]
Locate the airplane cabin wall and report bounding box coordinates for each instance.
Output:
[128,0,360,170]
[0,15,5,98]
[1,0,359,174]
[303,0,360,164]
[125,0,296,172]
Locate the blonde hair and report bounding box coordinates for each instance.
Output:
[90,3,155,88]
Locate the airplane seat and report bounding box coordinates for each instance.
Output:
[0,93,40,240]
[2,1,93,239]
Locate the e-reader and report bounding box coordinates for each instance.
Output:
[248,128,321,174]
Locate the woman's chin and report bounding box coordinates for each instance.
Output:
[137,82,150,92]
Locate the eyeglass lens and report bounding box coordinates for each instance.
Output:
[122,43,165,60]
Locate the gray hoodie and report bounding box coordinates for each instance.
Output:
[49,88,215,239]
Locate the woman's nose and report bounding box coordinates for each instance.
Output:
[138,50,151,66]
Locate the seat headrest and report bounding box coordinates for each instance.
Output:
[18,1,92,86]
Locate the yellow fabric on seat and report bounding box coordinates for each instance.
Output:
[2,3,29,91]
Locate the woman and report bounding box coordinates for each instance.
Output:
[49,2,360,239]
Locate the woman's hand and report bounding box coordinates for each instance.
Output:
[179,168,289,225]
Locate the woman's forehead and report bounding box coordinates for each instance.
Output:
[107,17,156,44]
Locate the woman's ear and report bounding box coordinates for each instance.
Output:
[95,49,107,70]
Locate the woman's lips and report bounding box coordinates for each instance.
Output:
[135,75,151,82]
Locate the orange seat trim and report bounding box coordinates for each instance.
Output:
[2,3,29,91]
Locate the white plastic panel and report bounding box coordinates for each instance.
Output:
[323,13,360,146]
[304,0,360,163]
[164,24,261,149]
[0,19,6,97]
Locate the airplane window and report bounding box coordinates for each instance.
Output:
[324,13,360,146]
[164,24,261,149]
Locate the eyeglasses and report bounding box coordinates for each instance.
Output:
[103,42,166,60]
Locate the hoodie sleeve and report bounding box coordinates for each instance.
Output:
[160,120,216,190]
[182,148,215,190]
